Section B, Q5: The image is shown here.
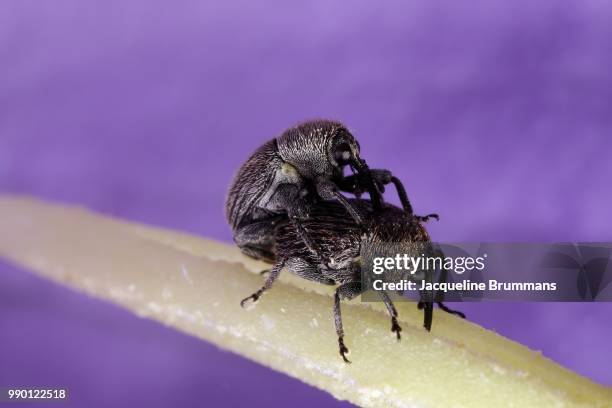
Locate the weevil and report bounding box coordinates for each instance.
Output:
[240,200,464,363]
[225,119,435,263]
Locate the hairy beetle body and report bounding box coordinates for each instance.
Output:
[225,120,374,263]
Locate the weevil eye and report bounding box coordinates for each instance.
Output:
[333,143,353,166]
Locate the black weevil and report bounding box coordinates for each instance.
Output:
[240,199,464,363]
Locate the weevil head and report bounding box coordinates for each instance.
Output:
[328,125,362,172]
[277,119,362,180]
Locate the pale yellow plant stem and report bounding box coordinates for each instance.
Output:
[0,195,609,408]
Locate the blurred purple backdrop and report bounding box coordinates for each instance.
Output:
[1,0,611,407]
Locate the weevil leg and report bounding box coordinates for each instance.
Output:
[336,173,365,197]
[413,213,439,222]
[437,302,466,318]
[286,202,335,267]
[240,261,284,308]
[334,290,351,363]
[378,291,402,340]
[418,301,465,318]
[332,190,363,225]
[434,252,466,319]
[340,168,391,196]
[421,301,433,331]
[419,266,435,331]
[388,175,414,214]
[290,217,332,267]
[259,269,271,276]
[316,180,363,225]
[417,249,466,323]
[350,159,384,210]
[333,282,361,363]
[389,176,439,221]
[339,170,438,220]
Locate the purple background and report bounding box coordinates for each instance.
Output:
[1,0,611,407]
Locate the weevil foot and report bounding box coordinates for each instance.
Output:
[338,336,351,364]
[391,317,402,340]
[437,302,466,319]
[240,291,262,309]
[415,213,439,222]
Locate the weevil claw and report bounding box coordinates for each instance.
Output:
[240,293,260,309]
[415,213,439,222]
[338,337,351,364]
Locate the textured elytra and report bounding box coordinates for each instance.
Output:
[274,200,430,278]
[225,139,282,229]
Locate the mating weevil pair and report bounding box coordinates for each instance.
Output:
[225,119,464,363]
